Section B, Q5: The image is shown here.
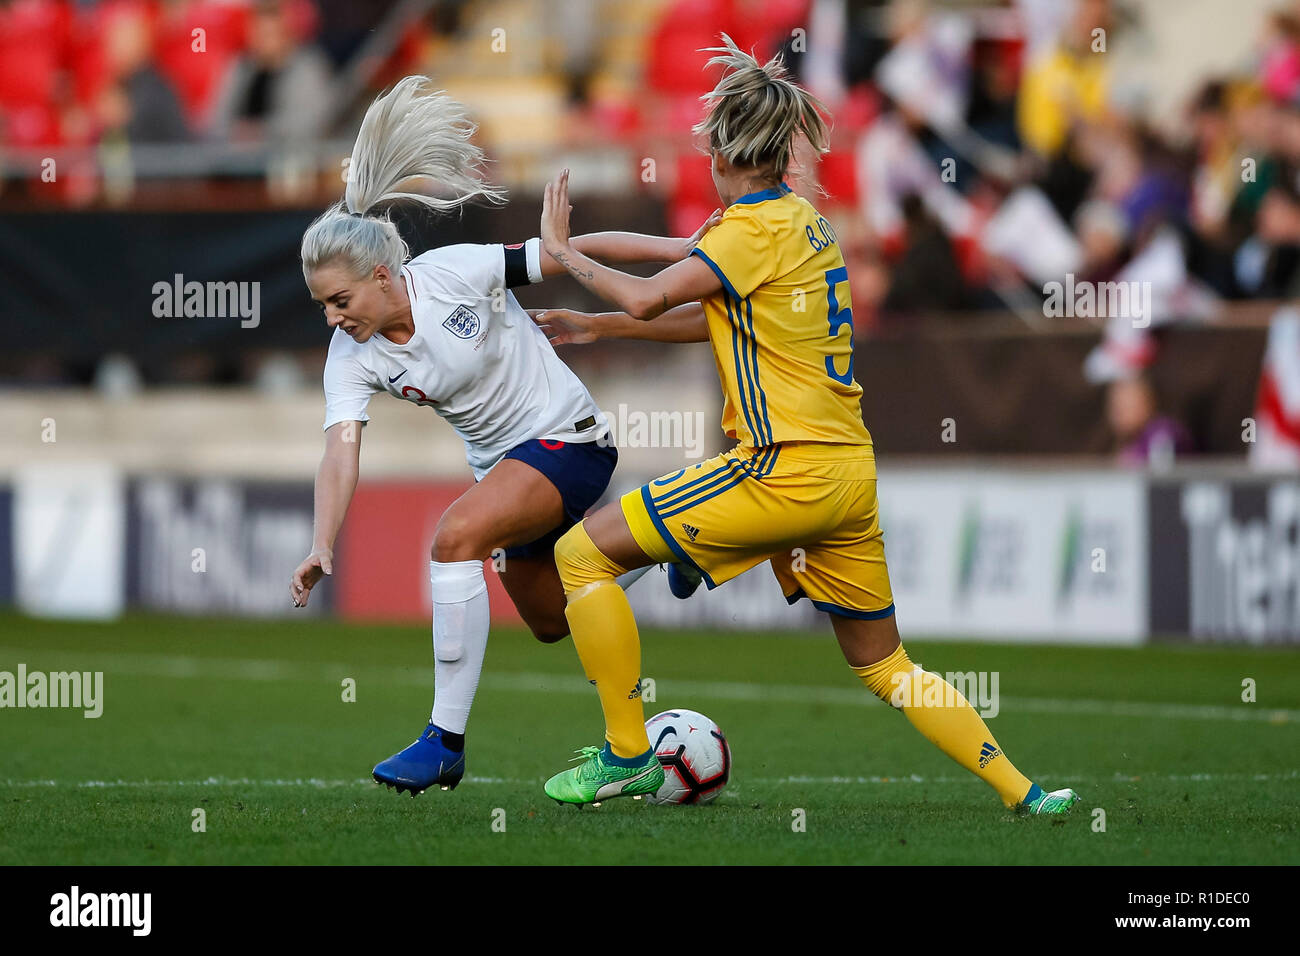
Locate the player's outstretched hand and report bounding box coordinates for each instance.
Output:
[681,208,722,258]
[529,308,599,346]
[541,168,572,255]
[291,548,333,608]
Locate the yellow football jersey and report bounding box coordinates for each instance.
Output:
[691,183,872,452]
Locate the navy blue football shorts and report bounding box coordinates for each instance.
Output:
[499,435,618,559]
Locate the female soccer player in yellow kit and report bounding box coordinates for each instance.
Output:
[536,36,1079,815]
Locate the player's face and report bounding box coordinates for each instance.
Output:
[306,263,391,343]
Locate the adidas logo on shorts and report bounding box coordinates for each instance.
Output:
[681,522,700,542]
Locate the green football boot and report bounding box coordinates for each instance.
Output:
[545,745,664,806]
[1020,784,1081,816]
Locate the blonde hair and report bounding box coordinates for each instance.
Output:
[692,34,829,183]
[301,76,506,280]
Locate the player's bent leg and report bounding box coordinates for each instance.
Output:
[831,604,903,667]
[430,459,567,563]
[372,556,483,795]
[544,507,664,804]
[499,553,660,644]
[832,612,1078,814]
[376,461,567,796]
[497,553,569,643]
[580,495,664,569]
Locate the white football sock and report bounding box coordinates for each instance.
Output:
[428,560,490,735]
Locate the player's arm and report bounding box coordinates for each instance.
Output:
[540,211,721,277]
[530,303,709,344]
[291,420,362,608]
[540,170,723,318]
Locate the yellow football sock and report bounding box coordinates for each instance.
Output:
[554,523,650,759]
[852,644,1034,807]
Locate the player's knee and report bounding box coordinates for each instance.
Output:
[554,523,623,595]
[850,642,916,705]
[430,514,484,563]
[553,524,590,592]
[531,627,569,644]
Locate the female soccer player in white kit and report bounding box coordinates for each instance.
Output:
[288,76,717,795]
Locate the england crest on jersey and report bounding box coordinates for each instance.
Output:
[442,305,481,339]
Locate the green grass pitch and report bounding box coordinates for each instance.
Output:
[0,612,1296,865]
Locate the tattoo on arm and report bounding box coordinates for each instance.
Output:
[554,250,594,282]
[662,293,669,314]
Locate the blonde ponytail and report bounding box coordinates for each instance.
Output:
[301,76,506,280]
[692,34,829,181]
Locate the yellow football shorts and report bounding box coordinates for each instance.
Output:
[620,442,895,619]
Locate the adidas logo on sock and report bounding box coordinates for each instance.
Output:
[681,522,700,542]
[978,741,1001,768]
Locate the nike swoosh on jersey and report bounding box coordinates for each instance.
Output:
[388,369,407,383]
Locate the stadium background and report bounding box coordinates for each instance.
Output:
[2,0,1298,646]
[1,0,1299,872]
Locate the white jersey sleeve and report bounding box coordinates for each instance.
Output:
[322,329,381,430]
[409,238,543,297]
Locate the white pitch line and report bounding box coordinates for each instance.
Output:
[0,646,1296,724]
[770,770,1300,785]
[1,771,1296,790]
[992,696,1297,724]
[0,776,523,789]
[1,777,371,789]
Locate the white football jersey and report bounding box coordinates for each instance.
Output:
[322,238,607,479]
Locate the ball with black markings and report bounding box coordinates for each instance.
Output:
[644,709,731,805]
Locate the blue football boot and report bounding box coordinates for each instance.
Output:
[372,723,465,796]
[667,562,703,599]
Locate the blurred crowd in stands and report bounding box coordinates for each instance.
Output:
[8,0,1300,462]
[3,0,312,149]
[8,0,1300,319]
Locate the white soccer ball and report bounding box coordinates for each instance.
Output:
[644,709,731,805]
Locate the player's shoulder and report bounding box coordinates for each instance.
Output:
[786,190,825,224]
[407,243,507,300]
[409,242,501,275]
[703,200,774,256]
[758,188,822,233]
[718,198,768,230]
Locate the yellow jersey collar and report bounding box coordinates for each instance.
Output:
[731,182,793,206]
